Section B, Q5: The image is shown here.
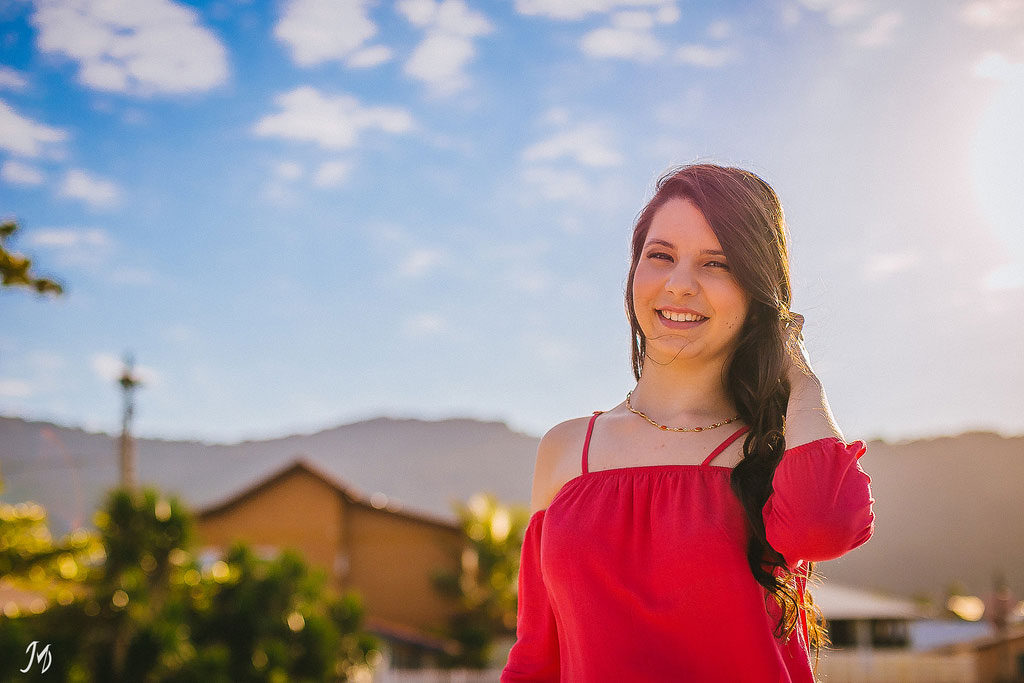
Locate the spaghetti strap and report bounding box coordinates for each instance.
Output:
[581,411,603,475]
[701,425,750,467]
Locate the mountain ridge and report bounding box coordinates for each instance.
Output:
[2,414,1021,607]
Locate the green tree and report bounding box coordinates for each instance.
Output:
[0,486,378,681]
[0,219,63,295]
[0,501,100,681]
[0,501,96,585]
[432,493,529,668]
[169,543,379,683]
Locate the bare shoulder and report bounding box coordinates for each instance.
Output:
[529,415,596,514]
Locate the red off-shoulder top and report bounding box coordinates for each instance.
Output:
[502,410,875,682]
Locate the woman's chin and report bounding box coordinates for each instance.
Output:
[645,339,705,365]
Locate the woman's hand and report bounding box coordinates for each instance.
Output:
[783,312,817,388]
[782,312,844,441]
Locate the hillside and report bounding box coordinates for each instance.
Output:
[2,415,1021,607]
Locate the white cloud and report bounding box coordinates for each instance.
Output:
[404,33,476,92]
[348,45,393,68]
[26,227,115,269]
[274,160,304,181]
[275,0,390,68]
[518,163,631,207]
[852,10,901,47]
[581,26,665,61]
[403,312,446,335]
[395,0,432,24]
[540,106,572,126]
[675,43,736,67]
[1,159,45,185]
[0,99,68,157]
[263,161,304,203]
[253,86,415,149]
[0,66,28,91]
[520,166,595,202]
[27,227,112,249]
[0,352,67,400]
[974,52,1024,82]
[707,19,731,39]
[397,0,493,94]
[960,0,1024,27]
[523,123,623,167]
[794,1,900,48]
[795,0,867,26]
[984,264,1024,290]
[514,0,676,21]
[780,4,801,26]
[863,251,921,281]
[0,379,34,398]
[520,114,626,205]
[655,4,680,23]
[401,0,491,34]
[397,0,436,26]
[826,0,868,26]
[398,247,446,277]
[611,10,654,29]
[313,160,354,187]
[59,169,122,208]
[91,353,126,382]
[31,0,229,95]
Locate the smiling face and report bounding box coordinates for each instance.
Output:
[630,197,751,366]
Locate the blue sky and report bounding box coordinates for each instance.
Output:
[1,0,1022,444]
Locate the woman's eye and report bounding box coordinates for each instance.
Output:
[706,261,729,269]
[647,251,672,261]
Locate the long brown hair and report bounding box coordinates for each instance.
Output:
[625,163,828,654]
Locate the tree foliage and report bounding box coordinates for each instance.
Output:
[432,493,528,668]
[0,501,95,580]
[0,486,378,681]
[0,220,63,296]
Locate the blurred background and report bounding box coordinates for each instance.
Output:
[1,0,1022,680]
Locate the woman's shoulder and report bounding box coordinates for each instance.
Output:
[529,413,602,514]
[540,413,599,450]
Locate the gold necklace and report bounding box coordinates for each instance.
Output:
[625,391,740,432]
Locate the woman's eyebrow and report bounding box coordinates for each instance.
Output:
[644,239,725,257]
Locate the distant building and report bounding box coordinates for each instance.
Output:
[814,581,922,650]
[932,624,1024,683]
[194,457,465,667]
[814,582,1024,682]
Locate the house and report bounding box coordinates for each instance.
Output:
[812,581,923,650]
[193,457,465,667]
[812,582,1024,682]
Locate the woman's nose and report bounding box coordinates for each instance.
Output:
[665,265,698,295]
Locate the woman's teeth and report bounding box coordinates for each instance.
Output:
[660,310,707,322]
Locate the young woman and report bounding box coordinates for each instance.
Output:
[501,164,875,682]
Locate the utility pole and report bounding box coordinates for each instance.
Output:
[117,352,141,491]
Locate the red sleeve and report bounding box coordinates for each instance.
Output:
[501,510,560,682]
[762,437,875,567]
